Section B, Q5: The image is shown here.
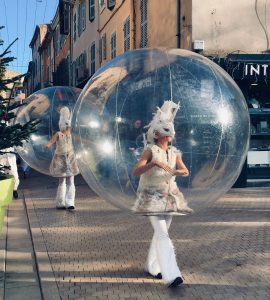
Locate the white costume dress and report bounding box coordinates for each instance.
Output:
[132,144,191,215]
[50,131,79,208]
[50,132,79,177]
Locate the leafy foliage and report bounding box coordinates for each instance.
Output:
[0,26,38,175]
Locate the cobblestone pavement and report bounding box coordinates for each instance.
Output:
[19,172,270,299]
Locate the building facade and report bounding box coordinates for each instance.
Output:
[51,5,72,87]
[38,25,53,88]
[69,0,192,87]
[29,24,49,92]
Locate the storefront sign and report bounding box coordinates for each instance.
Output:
[244,64,269,77]
[212,54,270,81]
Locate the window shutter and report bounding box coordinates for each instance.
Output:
[123,16,130,52]
[78,3,81,37]
[59,0,70,35]
[82,2,86,31]
[140,0,148,48]
[99,38,102,64]
[111,32,116,59]
[73,13,77,42]
[103,33,107,60]
[89,0,95,22]
[90,42,96,76]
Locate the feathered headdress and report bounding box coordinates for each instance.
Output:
[59,106,71,131]
[144,100,180,145]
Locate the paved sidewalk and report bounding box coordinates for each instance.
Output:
[1,171,270,299]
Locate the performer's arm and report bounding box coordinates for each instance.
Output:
[44,132,59,149]
[174,154,189,177]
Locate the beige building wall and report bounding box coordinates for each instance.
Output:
[147,0,177,48]
[72,0,99,71]
[192,0,270,56]
[99,0,132,64]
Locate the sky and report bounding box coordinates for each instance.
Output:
[0,0,59,74]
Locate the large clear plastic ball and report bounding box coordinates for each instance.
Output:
[72,49,250,212]
[16,86,81,176]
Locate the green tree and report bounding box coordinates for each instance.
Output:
[0,26,38,177]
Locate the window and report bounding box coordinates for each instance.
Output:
[102,33,107,60]
[107,0,116,10]
[140,0,148,48]
[78,2,86,37]
[47,44,51,58]
[55,26,60,55]
[99,0,105,8]
[82,1,86,31]
[59,0,70,35]
[99,38,102,64]
[89,0,95,22]
[73,13,77,42]
[47,65,50,82]
[123,16,130,52]
[110,32,116,59]
[90,42,95,76]
[78,4,81,37]
[60,33,65,49]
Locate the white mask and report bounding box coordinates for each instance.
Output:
[145,100,180,144]
[59,106,71,131]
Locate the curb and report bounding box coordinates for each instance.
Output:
[0,207,7,299]
[23,192,61,300]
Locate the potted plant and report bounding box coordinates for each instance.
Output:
[0,26,38,208]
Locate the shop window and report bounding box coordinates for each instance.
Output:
[123,16,130,52]
[89,0,95,22]
[140,0,148,48]
[110,32,116,59]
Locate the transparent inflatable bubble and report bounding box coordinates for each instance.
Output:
[16,86,81,176]
[72,48,250,212]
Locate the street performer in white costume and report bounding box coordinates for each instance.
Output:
[0,147,20,198]
[132,100,193,288]
[44,106,79,209]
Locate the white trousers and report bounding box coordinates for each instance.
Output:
[146,215,181,284]
[56,176,75,207]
